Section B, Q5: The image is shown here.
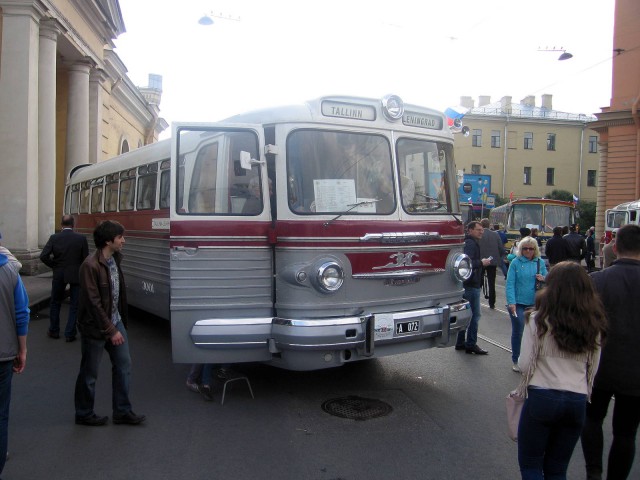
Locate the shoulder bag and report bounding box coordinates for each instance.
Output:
[534,258,545,291]
[505,323,541,442]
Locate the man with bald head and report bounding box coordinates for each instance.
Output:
[40,215,89,342]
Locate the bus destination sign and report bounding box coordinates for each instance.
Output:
[321,101,376,121]
[402,112,443,130]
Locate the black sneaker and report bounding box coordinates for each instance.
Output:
[113,411,146,425]
[75,414,108,426]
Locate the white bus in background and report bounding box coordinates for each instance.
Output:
[604,200,640,243]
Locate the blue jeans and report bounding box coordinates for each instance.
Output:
[500,259,509,279]
[518,387,587,480]
[457,286,481,348]
[0,361,13,476]
[509,304,531,364]
[74,321,133,418]
[49,272,80,339]
[581,387,640,480]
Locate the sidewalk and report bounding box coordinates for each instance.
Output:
[21,271,53,312]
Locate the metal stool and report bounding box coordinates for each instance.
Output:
[220,374,254,405]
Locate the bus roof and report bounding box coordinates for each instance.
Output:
[68,94,452,185]
[224,95,452,137]
[69,139,171,184]
[607,200,640,212]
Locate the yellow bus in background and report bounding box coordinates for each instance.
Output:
[489,198,576,248]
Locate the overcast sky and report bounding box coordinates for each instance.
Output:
[114,0,615,136]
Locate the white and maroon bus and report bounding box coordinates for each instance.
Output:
[604,199,640,244]
[65,95,472,370]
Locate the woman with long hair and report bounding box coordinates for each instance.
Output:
[517,261,607,480]
[506,236,547,372]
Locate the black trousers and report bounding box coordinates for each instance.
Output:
[581,387,640,479]
[482,266,497,307]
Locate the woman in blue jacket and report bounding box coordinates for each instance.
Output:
[506,236,547,372]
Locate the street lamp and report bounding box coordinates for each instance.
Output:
[198,12,241,25]
[538,47,573,61]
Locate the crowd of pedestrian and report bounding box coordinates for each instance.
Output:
[1,218,639,480]
[452,219,640,479]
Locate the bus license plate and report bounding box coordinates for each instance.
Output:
[395,320,420,335]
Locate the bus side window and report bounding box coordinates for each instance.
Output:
[159,169,170,209]
[137,173,157,210]
[119,177,135,211]
[79,182,90,214]
[105,181,118,212]
[69,185,80,214]
[91,185,103,213]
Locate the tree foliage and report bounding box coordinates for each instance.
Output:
[577,201,596,232]
[546,189,573,202]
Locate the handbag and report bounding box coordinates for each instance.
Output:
[534,259,545,291]
[506,391,525,442]
[505,322,542,442]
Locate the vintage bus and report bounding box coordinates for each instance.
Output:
[604,200,640,243]
[489,198,576,248]
[65,95,472,370]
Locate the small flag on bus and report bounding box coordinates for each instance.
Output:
[444,105,469,126]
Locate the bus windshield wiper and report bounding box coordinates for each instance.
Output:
[323,199,381,227]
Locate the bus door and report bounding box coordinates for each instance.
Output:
[169,123,274,364]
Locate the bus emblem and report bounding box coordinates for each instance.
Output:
[372,252,430,270]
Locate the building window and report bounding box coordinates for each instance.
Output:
[546,168,555,185]
[508,131,517,149]
[587,170,597,187]
[524,167,532,185]
[471,164,481,174]
[472,129,482,147]
[589,135,598,153]
[120,139,130,154]
[491,130,501,148]
[547,133,556,151]
[524,132,533,150]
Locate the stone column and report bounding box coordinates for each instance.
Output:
[65,62,91,178]
[89,69,107,165]
[38,19,62,246]
[0,1,45,271]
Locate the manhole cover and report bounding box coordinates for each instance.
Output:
[321,395,393,421]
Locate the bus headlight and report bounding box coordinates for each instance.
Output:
[316,262,344,292]
[452,253,472,282]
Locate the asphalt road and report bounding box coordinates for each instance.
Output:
[4,278,637,480]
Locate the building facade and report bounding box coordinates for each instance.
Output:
[453,95,599,204]
[589,0,640,238]
[0,0,167,274]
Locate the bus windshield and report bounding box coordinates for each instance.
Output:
[545,205,573,232]
[286,130,452,215]
[510,204,543,230]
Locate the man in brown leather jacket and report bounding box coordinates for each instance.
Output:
[73,220,145,426]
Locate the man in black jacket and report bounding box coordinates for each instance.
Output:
[564,223,586,264]
[40,215,89,341]
[544,226,569,267]
[455,221,491,355]
[581,224,640,479]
